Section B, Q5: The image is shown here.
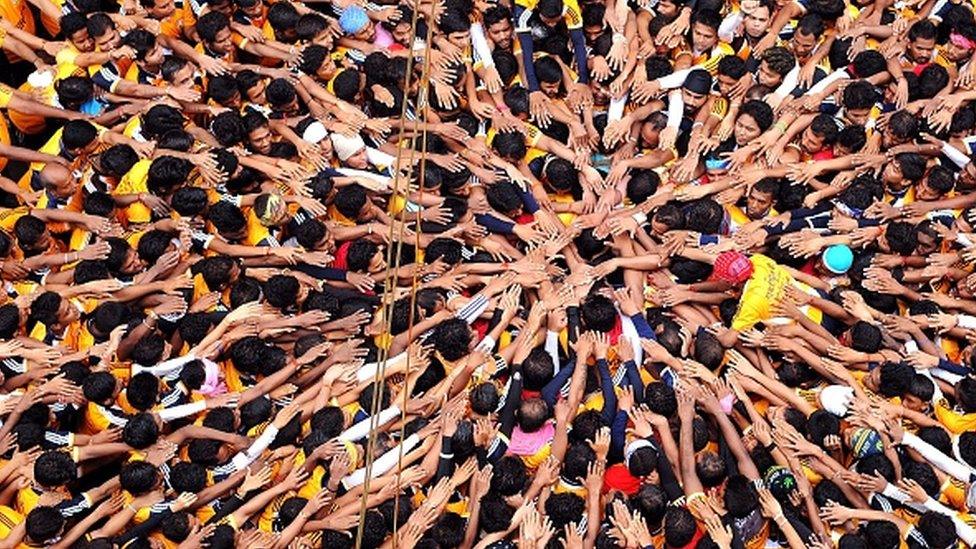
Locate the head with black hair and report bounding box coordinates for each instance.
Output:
[123,412,160,449]
[34,451,78,488]
[664,506,698,547]
[880,221,918,255]
[791,14,824,61]
[690,10,721,53]
[716,56,748,98]
[196,11,233,55]
[545,492,586,529]
[836,124,868,154]
[862,520,901,549]
[736,101,774,146]
[758,46,795,87]
[207,74,240,107]
[25,507,64,546]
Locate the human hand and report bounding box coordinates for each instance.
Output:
[519,506,555,549]
[584,459,605,493]
[529,91,552,127]
[593,332,611,360]
[757,488,783,519]
[819,501,853,526]
[703,511,733,549]
[896,478,929,503]
[170,492,198,512]
[590,427,611,461]
[239,463,273,495]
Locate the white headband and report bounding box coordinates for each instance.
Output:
[625,438,654,466]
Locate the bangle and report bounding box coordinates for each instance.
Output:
[774,121,788,134]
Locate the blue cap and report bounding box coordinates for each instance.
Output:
[851,427,883,459]
[704,157,731,171]
[823,244,853,274]
[339,6,369,35]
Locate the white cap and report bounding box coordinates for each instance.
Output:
[302,121,328,144]
[331,132,366,162]
[818,385,854,417]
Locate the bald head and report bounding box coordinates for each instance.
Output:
[38,163,76,199]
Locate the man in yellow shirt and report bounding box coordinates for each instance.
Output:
[682,250,821,347]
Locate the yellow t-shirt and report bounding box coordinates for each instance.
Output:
[0,84,13,109]
[55,46,87,80]
[935,398,976,434]
[114,159,153,224]
[730,254,793,332]
[0,505,23,541]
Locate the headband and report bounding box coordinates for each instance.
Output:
[624,438,654,466]
[833,199,864,219]
[951,32,976,50]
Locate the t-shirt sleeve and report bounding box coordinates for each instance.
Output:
[730,295,762,332]
[563,0,583,29]
[0,206,27,231]
[0,84,13,109]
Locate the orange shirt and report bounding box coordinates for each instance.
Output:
[0,0,34,61]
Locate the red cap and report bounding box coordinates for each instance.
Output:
[603,463,641,496]
[710,251,754,284]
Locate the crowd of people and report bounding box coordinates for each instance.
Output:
[4,0,976,545]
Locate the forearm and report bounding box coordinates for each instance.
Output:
[678,416,703,494]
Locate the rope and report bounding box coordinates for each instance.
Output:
[390,4,439,544]
[353,1,437,546]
